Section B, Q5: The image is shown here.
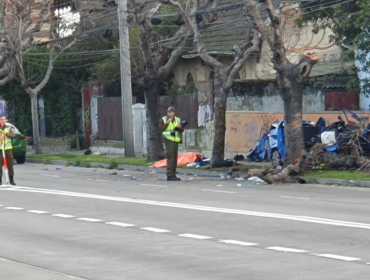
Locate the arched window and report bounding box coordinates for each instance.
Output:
[186,73,194,85]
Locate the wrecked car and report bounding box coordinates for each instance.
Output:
[247,118,325,166]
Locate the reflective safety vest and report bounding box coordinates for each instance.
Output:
[0,126,12,150]
[162,116,181,143]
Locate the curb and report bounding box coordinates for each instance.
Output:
[307,177,370,188]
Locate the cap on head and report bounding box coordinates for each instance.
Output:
[167,106,175,113]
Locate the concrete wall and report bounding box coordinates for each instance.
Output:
[181,111,370,158]
[228,81,325,112]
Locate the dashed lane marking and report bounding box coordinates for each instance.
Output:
[5,207,23,210]
[280,196,310,200]
[140,227,170,233]
[76,218,102,223]
[3,185,370,230]
[27,210,48,214]
[106,222,135,227]
[314,254,361,262]
[219,240,258,246]
[266,247,308,253]
[52,214,75,218]
[178,234,212,240]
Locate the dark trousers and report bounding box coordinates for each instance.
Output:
[165,139,179,177]
[0,149,14,176]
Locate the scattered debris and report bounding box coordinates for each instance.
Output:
[56,168,62,171]
[247,184,254,188]
[247,176,265,183]
[236,184,243,187]
[149,169,156,173]
[109,172,118,176]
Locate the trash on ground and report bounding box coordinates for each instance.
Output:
[236,184,243,187]
[93,151,106,156]
[248,176,265,183]
[149,169,156,173]
[56,168,62,171]
[296,177,306,184]
[247,184,254,188]
[75,166,79,168]
[109,172,118,175]
[130,176,138,180]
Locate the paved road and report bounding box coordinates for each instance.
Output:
[1,163,369,279]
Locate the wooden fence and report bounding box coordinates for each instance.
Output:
[159,94,199,129]
[97,94,199,140]
[97,97,123,140]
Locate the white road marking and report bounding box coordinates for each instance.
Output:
[53,214,75,218]
[178,234,212,240]
[27,210,48,214]
[280,196,310,200]
[40,174,60,178]
[4,185,370,230]
[140,227,170,233]
[266,247,308,253]
[5,207,23,210]
[76,218,102,223]
[314,254,361,262]
[219,240,258,246]
[140,184,168,188]
[201,189,235,194]
[106,222,135,227]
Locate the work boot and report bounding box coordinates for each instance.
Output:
[167,176,181,181]
[10,176,16,186]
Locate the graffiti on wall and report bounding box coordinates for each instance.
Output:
[230,114,241,134]
[243,118,259,146]
[261,114,279,128]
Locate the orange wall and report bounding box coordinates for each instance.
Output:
[225,112,370,154]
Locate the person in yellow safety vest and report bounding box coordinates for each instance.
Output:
[159,107,184,181]
[0,116,16,185]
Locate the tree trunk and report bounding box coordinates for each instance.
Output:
[211,75,227,167]
[280,76,304,164]
[144,85,165,162]
[29,92,42,154]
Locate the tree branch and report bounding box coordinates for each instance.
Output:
[166,0,223,69]
[157,33,194,80]
[224,28,260,91]
[33,39,77,94]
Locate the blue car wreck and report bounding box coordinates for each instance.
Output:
[247,118,326,166]
[247,110,370,166]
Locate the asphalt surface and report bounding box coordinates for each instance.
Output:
[0,163,370,279]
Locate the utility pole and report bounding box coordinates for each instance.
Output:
[118,0,135,157]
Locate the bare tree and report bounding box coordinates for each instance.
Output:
[130,0,195,161]
[165,0,260,167]
[0,0,77,153]
[243,0,318,164]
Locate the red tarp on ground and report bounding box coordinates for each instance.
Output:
[150,152,203,168]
